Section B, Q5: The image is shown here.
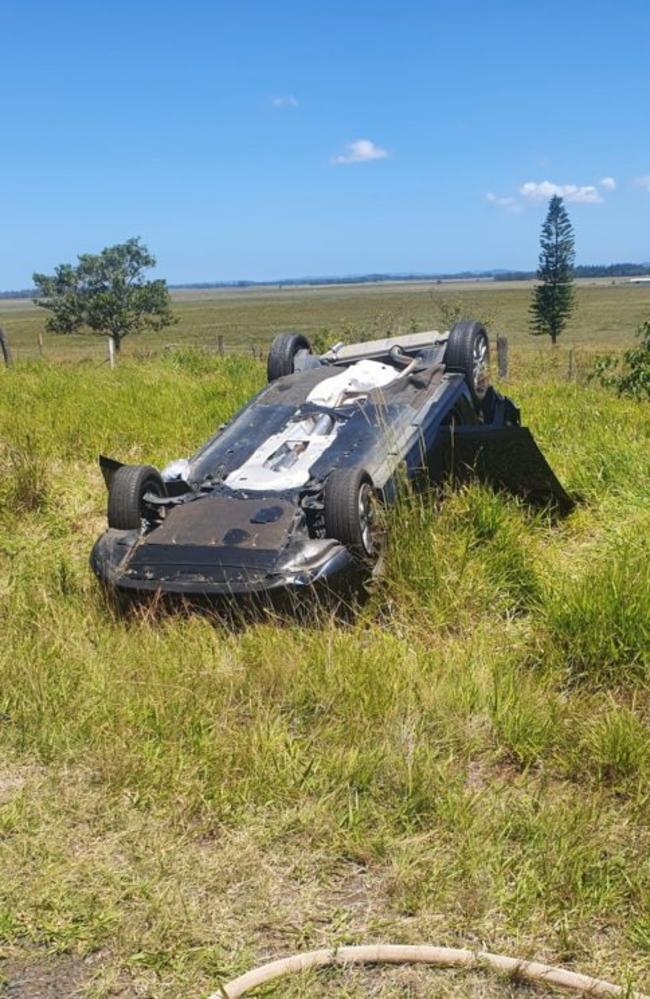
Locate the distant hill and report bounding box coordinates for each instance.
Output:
[3,263,650,297]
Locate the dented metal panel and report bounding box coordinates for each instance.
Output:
[440,426,575,513]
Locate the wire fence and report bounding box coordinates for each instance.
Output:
[0,329,611,384]
[2,335,269,365]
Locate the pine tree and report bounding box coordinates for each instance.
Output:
[529,195,575,344]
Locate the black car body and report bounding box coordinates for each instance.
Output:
[91,324,572,598]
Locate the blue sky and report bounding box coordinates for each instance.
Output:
[1,0,649,288]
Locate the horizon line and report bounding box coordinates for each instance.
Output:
[2,261,650,298]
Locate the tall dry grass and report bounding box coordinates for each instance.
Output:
[0,353,648,997]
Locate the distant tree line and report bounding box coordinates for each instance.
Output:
[575,263,650,278]
[3,262,649,298]
[169,263,650,287]
[502,262,650,281]
[0,288,34,299]
[167,272,497,289]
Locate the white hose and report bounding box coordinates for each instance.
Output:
[210,943,648,999]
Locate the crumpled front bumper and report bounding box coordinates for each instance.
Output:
[90,530,357,597]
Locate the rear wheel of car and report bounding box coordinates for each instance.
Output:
[107,465,167,531]
[445,321,490,407]
[324,467,378,560]
[267,332,311,382]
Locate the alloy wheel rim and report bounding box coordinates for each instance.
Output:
[472,334,489,399]
[358,483,375,555]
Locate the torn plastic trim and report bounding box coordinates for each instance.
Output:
[99,454,124,488]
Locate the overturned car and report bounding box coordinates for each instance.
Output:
[91,322,572,597]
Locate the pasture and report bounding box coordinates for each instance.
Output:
[0,288,648,996]
[1,277,649,365]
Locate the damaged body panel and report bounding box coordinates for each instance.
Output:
[91,324,573,598]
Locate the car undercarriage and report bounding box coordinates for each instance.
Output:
[91,323,573,598]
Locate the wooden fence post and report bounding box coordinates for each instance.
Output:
[567,347,574,382]
[37,332,44,357]
[496,335,508,379]
[0,327,12,367]
[217,335,224,356]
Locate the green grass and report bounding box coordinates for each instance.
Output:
[2,277,650,364]
[0,353,649,997]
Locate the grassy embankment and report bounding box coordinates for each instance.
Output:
[0,350,648,997]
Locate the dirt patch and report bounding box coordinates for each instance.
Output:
[0,953,86,998]
[267,962,558,996]
[0,767,32,803]
[464,756,528,792]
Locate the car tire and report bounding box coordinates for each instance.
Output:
[267,332,311,382]
[445,321,490,407]
[107,465,167,531]
[324,467,378,560]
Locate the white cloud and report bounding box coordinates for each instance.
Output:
[519,180,603,204]
[600,176,616,190]
[333,138,389,164]
[486,192,522,213]
[270,94,299,108]
[635,175,650,192]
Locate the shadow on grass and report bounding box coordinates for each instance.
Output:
[97,568,376,634]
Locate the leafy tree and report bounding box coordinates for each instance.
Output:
[529,195,575,344]
[33,238,175,353]
[591,320,650,399]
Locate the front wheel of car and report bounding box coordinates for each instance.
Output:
[324,467,378,560]
[107,465,167,531]
[445,320,490,408]
[267,332,311,382]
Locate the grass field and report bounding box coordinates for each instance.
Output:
[1,278,649,366]
[0,346,648,997]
